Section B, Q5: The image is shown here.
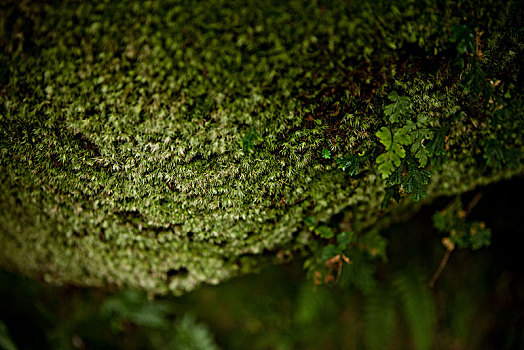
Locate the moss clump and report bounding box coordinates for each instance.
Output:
[1,0,523,294]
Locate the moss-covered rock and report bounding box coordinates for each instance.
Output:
[1,0,523,295]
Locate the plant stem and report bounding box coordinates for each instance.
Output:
[429,249,452,288]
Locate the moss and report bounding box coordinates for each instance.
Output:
[1,0,523,295]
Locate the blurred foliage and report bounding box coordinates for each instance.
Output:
[1,178,524,349]
[433,197,491,251]
[0,320,17,350]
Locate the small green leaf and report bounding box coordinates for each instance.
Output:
[359,230,387,260]
[377,154,397,179]
[376,127,393,148]
[432,198,492,251]
[384,92,412,123]
[321,244,339,261]
[450,25,475,55]
[469,225,491,250]
[304,216,317,228]
[426,129,446,157]
[388,91,399,101]
[432,211,449,232]
[242,127,260,152]
[321,148,331,159]
[316,225,334,239]
[411,139,430,167]
[395,131,411,146]
[376,127,411,179]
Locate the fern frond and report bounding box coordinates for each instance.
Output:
[364,289,397,350]
[171,314,220,350]
[402,158,431,201]
[393,270,436,350]
[294,283,332,324]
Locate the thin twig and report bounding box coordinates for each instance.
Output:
[429,248,452,288]
[465,192,483,217]
[429,192,484,287]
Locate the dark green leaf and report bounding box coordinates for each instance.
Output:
[316,225,334,239]
[381,185,401,209]
[402,161,431,201]
[242,127,260,152]
[321,244,339,261]
[304,216,317,228]
[337,155,362,176]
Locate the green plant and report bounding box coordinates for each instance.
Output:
[304,217,386,286]
[321,148,331,159]
[429,195,491,287]
[364,270,435,350]
[336,154,366,176]
[101,290,174,331]
[169,315,220,350]
[0,320,17,350]
[375,126,410,179]
[433,197,491,251]
[364,289,396,350]
[392,270,435,350]
[383,91,412,123]
[241,127,260,153]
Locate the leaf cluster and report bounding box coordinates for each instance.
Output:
[336,153,367,176]
[375,91,448,203]
[376,126,410,179]
[432,198,491,251]
[304,217,387,286]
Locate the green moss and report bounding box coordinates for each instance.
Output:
[1,0,523,294]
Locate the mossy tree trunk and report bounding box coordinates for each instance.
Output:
[1,0,523,295]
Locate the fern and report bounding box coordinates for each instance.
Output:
[386,162,404,186]
[364,289,397,350]
[101,290,173,331]
[402,115,434,168]
[425,126,447,157]
[321,147,332,159]
[315,225,334,239]
[450,24,475,59]
[170,315,221,350]
[339,250,377,295]
[393,270,435,350]
[402,158,431,201]
[384,91,412,123]
[337,154,365,176]
[381,185,401,209]
[448,287,477,346]
[376,127,411,179]
[294,284,332,325]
